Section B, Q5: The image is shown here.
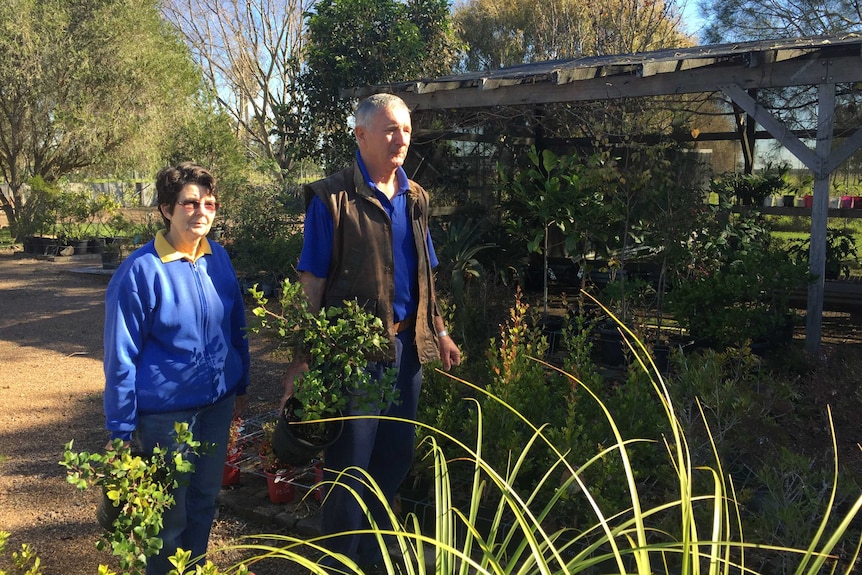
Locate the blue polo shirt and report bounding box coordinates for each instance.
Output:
[297,153,438,323]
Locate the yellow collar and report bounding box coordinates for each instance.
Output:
[155,229,212,263]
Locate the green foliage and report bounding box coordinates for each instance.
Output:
[54,189,121,242]
[161,94,249,199]
[250,279,398,421]
[219,185,303,283]
[156,307,862,575]
[302,0,459,169]
[476,289,571,489]
[0,531,42,575]
[787,227,860,280]
[668,246,809,346]
[670,345,776,468]
[666,194,811,346]
[0,0,200,240]
[14,177,61,239]
[500,147,618,310]
[745,446,861,573]
[60,423,206,575]
[711,164,792,206]
[429,214,515,358]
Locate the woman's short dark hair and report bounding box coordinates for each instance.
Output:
[155,162,217,230]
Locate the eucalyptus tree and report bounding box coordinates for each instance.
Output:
[161,0,314,185]
[0,0,200,241]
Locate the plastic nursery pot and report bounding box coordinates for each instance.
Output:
[265,470,296,504]
[222,460,241,487]
[272,397,343,467]
[96,488,122,530]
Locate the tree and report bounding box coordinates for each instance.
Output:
[162,93,250,200]
[0,0,200,240]
[453,0,689,70]
[161,0,313,185]
[700,0,861,43]
[303,0,460,170]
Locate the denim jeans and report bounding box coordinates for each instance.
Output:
[133,393,235,575]
[320,330,423,569]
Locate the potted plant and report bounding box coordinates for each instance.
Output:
[60,422,205,575]
[249,279,398,466]
[787,227,859,280]
[101,240,122,270]
[257,419,296,503]
[221,417,243,487]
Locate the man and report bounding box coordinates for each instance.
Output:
[282,93,460,570]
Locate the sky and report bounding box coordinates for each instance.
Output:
[678,0,707,42]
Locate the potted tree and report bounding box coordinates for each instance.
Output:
[221,417,243,487]
[60,422,205,575]
[249,280,397,466]
[257,420,296,503]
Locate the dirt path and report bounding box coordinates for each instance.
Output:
[0,249,297,574]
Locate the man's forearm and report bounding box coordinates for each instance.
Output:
[298,271,326,315]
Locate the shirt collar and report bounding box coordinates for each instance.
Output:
[356,151,409,196]
[154,229,212,263]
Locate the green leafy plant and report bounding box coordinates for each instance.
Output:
[787,227,860,280]
[220,184,304,284]
[500,147,618,312]
[0,530,42,575]
[60,423,206,575]
[712,163,792,206]
[666,202,811,348]
[249,279,398,422]
[54,188,120,243]
[16,176,61,240]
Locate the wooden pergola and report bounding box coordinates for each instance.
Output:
[354,34,862,353]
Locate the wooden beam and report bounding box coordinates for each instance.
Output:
[390,53,862,111]
[720,83,820,172]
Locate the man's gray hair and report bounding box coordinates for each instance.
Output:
[354,93,410,129]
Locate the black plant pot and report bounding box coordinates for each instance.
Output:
[96,488,122,530]
[598,324,627,368]
[272,397,343,466]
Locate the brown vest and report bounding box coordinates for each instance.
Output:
[303,163,441,364]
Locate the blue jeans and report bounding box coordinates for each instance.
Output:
[320,330,423,569]
[133,393,235,575]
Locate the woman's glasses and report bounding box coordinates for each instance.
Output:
[177,199,220,213]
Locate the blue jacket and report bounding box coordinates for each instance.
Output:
[103,232,250,440]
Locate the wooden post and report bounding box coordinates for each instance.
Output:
[805,81,836,355]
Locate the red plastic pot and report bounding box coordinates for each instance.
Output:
[265,471,296,503]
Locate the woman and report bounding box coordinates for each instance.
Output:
[103,162,250,574]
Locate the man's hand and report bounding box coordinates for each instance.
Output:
[437,334,461,371]
[233,394,249,420]
[280,361,309,409]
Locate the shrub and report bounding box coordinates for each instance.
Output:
[60,423,206,575]
[169,310,862,575]
[219,184,303,283]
